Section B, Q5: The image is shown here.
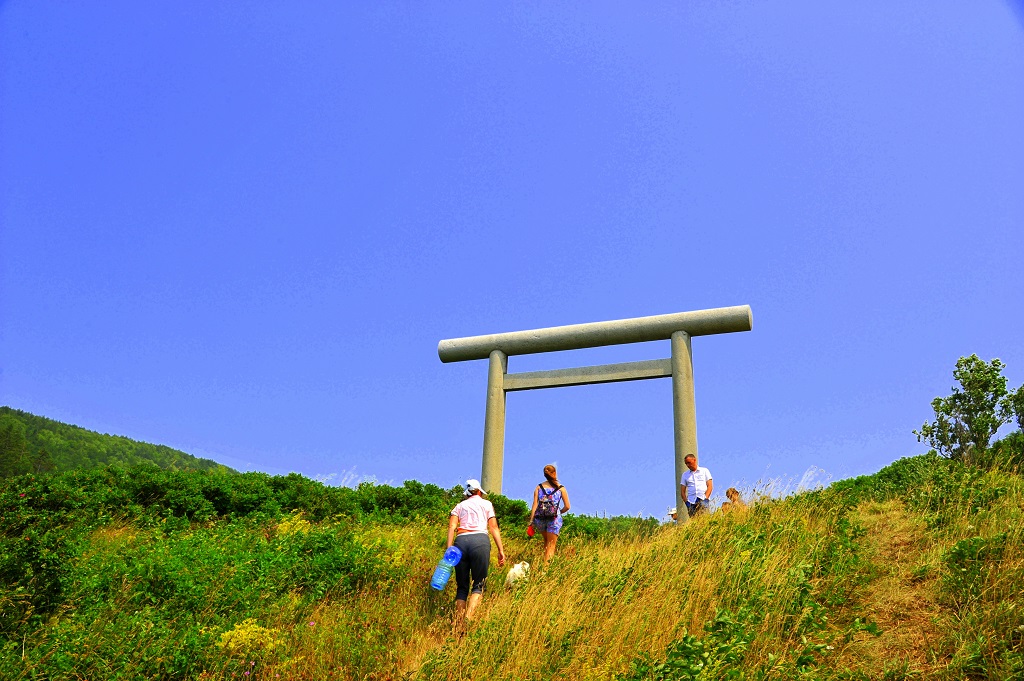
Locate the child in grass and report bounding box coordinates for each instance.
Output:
[725,487,747,510]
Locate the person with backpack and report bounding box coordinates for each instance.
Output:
[447,478,506,633]
[527,464,570,562]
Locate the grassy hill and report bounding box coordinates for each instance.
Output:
[1,448,1021,680]
[0,407,233,474]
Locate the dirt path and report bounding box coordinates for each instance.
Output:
[836,499,944,676]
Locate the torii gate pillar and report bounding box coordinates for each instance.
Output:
[671,331,697,520]
[439,305,752,523]
[482,349,508,493]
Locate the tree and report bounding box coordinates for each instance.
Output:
[1008,386,1024,432]
[0,415,31,478]
[31,447,57,475]
[914,354,1011,464]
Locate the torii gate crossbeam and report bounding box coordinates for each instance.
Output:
[438,305,752,523]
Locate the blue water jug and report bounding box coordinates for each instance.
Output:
[429,545,463,591]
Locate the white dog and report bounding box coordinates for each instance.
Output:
[504,561,530,589]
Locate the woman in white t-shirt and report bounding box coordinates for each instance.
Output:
[447,479,506,630]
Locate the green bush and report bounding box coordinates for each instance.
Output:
[1,511,410,679]
[987,432,1024,472]
[941,533,1008,611]
[616,607,757,681]
[560,513,661,540]
[489,492,530,528]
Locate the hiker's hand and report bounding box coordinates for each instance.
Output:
[498,551,506,567]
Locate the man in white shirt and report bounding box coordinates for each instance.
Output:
[679,454,713,517]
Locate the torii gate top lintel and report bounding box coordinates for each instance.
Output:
[437,304,753,523]
[437,305,752,363]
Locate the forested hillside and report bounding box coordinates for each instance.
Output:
[0,407,232,477]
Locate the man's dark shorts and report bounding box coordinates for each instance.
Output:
[685,499,710,517]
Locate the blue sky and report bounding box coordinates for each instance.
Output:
[2,2,1022,518]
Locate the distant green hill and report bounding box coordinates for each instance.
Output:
[0,406,233,476]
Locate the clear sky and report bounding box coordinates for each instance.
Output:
[2,2,1022,518]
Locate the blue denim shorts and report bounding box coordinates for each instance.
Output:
[532,515,563,536]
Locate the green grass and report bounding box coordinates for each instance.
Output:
[1,446,1022,680]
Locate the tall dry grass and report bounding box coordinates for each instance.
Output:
[286,460,1019,680]
[408,493,866,680]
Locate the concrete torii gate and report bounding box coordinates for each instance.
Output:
[438,305,752,522]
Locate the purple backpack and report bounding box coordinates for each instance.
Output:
[535,484,563,519]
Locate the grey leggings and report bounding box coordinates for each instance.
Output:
[453,532,490,600]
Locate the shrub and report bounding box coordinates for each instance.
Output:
[560,513,661,540]
[216,618,285,656]
[616,607,757,681]
[987,432,1024,473]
